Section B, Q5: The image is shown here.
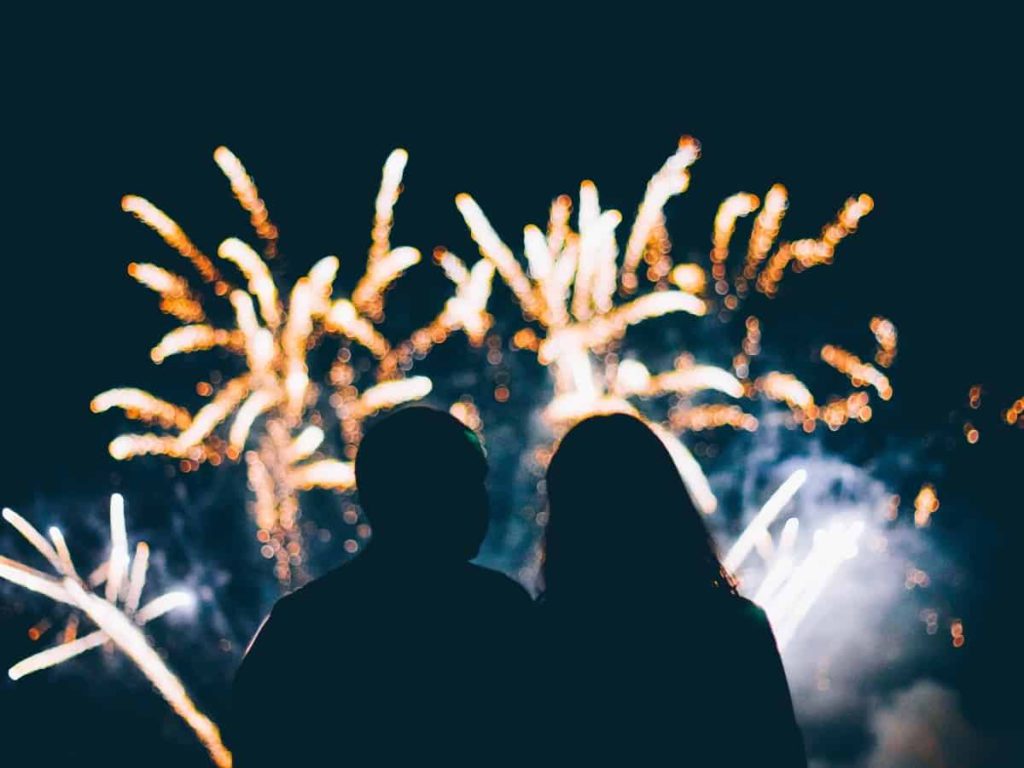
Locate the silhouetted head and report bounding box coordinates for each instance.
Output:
[542,413,735,605]
[356,406,489,561]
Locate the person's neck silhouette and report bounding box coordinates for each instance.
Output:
[230,407,534,767]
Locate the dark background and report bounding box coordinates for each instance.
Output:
[1,12,1020,766]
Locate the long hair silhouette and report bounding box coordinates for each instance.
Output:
[542,412,735,604]
[537,412,807,767]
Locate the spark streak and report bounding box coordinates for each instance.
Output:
[621,136,701,288]
[821,344,893,400]
[213,146,278,256]
[769,520,865,649]
[121,196,222,287]
[724,469,808,572]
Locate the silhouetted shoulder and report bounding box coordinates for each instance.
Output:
[232,408,532,766]
[272,559,532,607]
[722,596,807,767]
[706,594,785,670]
[243,559,533,652]
[728,595,774,633]
[233,565,349,648]
[264,558,366,609]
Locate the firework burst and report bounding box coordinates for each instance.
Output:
[93,148,488,586]
[455,136,879,514]
[455,137,887,647]
[0,495,232,767]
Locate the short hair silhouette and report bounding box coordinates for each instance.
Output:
[233,407,536,767]
[355,406,489,560]
[543,413,734,602]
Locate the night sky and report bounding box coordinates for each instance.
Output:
[1,13,1019,766]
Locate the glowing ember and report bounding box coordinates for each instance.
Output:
[213,146,279,257]
[914,484,940,528]
[870,316,898,367]
[1007,395,1024,426]
[821,345,893,401]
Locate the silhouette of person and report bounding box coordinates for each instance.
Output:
[537,413,807,767]
[230,407,534,766]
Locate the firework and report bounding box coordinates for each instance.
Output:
[724,469,809,573]
[0,497,231,767]
[213,146,279,257]
[456,166,720,510]
[755,194,874,297]
[453,138,890,652]
[768,518,866,649]
[820,345,893,401]
[456,137,878,515]
[94,148,482,586]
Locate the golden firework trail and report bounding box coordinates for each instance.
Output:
[456,137,879,514]
[95,148,488,586]
[0,496,232,767]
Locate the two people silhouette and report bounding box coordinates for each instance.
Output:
[231,407,806,766]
